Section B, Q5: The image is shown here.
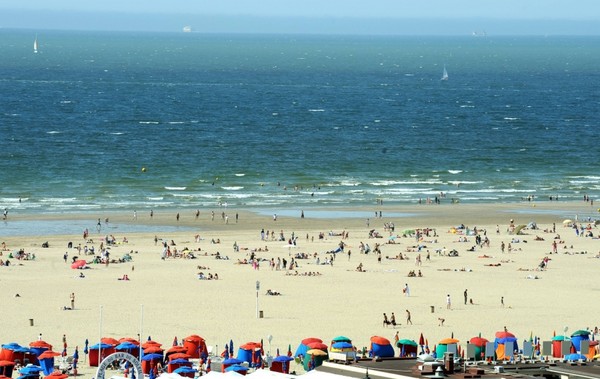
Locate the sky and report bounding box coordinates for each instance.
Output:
[1,0,599,35]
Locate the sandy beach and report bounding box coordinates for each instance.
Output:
[1,201,599,375]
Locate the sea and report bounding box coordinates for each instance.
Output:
[1,30,599,217]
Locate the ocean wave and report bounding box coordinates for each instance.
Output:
[39,197,77,203]
[147,197,164,201]
[308,109,325,112]
[234,173,246,177]
[448,170,463,174]
[139,121,160,124]
[168,121,185,124]
[164,186,186,190]
[46,131,61,134]
[504,117,520,121]
[110,132,124,135]
[222,186,244,190]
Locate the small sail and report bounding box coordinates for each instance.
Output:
[441,65,448,81]
[33,35,38,53]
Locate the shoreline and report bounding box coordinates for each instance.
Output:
[2,201,598,237]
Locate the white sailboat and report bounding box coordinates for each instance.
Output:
[441,65,448,81]
[33,35,38,53]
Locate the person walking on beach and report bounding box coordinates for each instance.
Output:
[404,283,410,297]
[405,309,412,325]
[446,294,451,310]
[501,241,505,253]
[501,296,504,308]
[464,289,468,305]
[70,293,75,309]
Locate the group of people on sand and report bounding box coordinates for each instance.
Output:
[407,270,423,277]
[285,270,321,276]
[197,272,219,280]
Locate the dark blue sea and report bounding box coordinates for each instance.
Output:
[1,30,599,214]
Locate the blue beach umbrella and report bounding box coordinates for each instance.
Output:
[222,358,243,365]
[225,365,248,373]
[173,367,197,375]
[142,353,163,361]
[19,365,43,375]
[229,340,234,356]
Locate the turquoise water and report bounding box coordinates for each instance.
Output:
[1,30,599,214]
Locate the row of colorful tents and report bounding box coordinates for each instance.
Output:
[1,329,599,379]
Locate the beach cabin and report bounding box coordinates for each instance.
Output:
[552,336,570,358]
[167,358,192,373]
[369,336,394,358]
[225,364,249,376]
[570,330,591,352]
[270,355,293,373]
[468,337,489,361]
[295,338,322,358]
[183,335,207,359]
[237,342,262,368]
[494,331,518,361]
[29,341,52,364]
[396,339,418,357]
[303,349,328,371]
[435,338,459,359]
[0,360,15,377]
[89,343,115,367]
[38,350,61,375]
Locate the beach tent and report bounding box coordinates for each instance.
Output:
[435,338,459,358]
[468,337,489,360]
[329,342,353,355]
[237,342,262,368]
[552,336,570,358]
[167,358,192,373]
[142,353,164,375]
[571,330,591,352]
[116,342,140,358]
[369,336,394,358]
[294,338,322,358]
[270,356,293,374]
[37,350,60,375]
[183,335,207,359]
[396,339,418,357]
[303,349,328,371]
[88,343,115,367]
[10,347,37,366]
[493,332,518,361]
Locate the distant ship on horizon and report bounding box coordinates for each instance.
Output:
[182,26,192,33]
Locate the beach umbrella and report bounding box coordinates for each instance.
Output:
[331,336,352,343]
[225,365,248,373]
[439,338,459,345]
[116,342,138,351]
[101,338,118,346]
[19,366,43,375]
[142,341,162,349]
[45,372,68,379]
[419,333,425,354]
[571,330,591,337]
[287,344,292,357]
[142,353,163,361]
[332,342,352,349]
[222,345,230,359]
[173,367,197,375]
[169,358,190,365]
[276,348,280,356]
[306,349,327,357]
[37,351,60,359]
[229,340,234,356]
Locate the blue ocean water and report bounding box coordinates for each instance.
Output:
[1,30,599,213]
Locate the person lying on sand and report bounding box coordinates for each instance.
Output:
[266,289,281,296]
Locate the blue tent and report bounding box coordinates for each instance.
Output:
[173,367,197,374]
[565,353,587,361]
[225,365,248,373]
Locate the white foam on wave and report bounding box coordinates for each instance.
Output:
[147,197,164,201]
[139,121,159,124]
[164,186,186,191]
[234,173,246,177]
[39,197,77,203]
[222,186,244,191]
[168,121,185,124]
[308,109,325,112]
[110,132,124,135]
[448,170,463,174]
[47,131,61,134]
[504,117,520,121]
